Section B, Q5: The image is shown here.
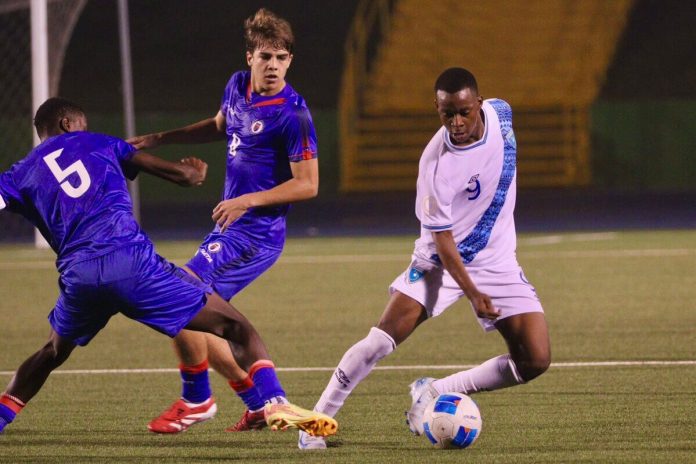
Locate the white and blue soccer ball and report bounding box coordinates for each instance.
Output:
[422,392,482,449]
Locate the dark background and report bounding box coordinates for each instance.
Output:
[62,0,360,111]
[2,0,695,239]
[60,0,696,111]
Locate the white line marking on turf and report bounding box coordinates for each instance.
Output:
[2,247,695,270]
[519,232,618,246]
[1,360,694,376]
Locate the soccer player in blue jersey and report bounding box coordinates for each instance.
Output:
[127,9,320,433]
[0,97,337,437]
[298,68,551,449]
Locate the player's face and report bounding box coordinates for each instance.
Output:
[435,88,483,146]
[246,45,293,96]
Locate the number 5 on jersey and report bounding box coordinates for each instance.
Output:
[43,148,91,198]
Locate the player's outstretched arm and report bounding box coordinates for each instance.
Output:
[127,112,226,149]
[432,230,500,320]
[130,152,208,187]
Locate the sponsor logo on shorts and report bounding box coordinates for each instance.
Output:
[408,266,424,283]
[251,120,264,134]
[207,242,222,253]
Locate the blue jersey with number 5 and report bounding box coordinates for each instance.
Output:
[0,132,147,271]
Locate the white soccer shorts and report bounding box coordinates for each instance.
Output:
[389,260,544,332]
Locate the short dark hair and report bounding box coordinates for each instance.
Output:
[244,8,294,54]
[434,68,478,94]
[33,97,85,135]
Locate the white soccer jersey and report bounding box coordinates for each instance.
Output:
[413,98,519,272]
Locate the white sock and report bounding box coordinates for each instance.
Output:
[314,327,395,417]
[432,354,524,395]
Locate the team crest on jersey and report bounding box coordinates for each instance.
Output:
[207,242,222,253]
[251,120,264,134]
[408,265,425,283]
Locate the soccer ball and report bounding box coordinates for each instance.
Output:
[422,392,482,449]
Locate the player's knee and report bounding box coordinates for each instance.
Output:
[219,316,255,344]
[38,340,70,368]
[517,352,551,382]
[356,327,396,364]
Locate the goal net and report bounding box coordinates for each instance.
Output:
[0,0,87,241]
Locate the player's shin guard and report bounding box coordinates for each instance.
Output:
[229,376,265,411]
[314,327,396,417]
[0,393,25,433]
[180,359,212,403]
[432,354,524,395]
[249,360,286,403]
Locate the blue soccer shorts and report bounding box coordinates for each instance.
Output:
[185,230,282,301]
[49,242,212,346]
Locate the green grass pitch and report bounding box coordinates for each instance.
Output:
[0,231,694,463]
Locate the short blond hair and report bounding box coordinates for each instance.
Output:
[244,8,294,54]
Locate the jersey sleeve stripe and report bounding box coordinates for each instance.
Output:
[288,148,316,162]
[423,224,453,230]
[0,194,6,211]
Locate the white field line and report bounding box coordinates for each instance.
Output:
[1,248,694,270]
[0,360,694,376]
[519,232,618,246]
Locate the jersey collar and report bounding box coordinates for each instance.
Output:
[442,104,489,152]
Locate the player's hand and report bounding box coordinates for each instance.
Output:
[180,157,207,186]
[469,291,500,320]
[127,133,161,150]
[212,197,249,232]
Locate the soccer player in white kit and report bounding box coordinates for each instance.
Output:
[299,67,551,449]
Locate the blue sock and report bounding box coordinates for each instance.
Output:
[229,378,265,411]
[249,361,286,403]
[180,360,212,403]
[0,403,17,433]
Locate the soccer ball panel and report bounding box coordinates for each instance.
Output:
[421,392,482,449]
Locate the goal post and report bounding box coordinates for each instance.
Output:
[1,0,139,245]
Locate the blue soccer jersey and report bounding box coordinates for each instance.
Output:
[219,71,318,246]
[0,132,147,271]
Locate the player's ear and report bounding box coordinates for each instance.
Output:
[246,51,253,66]
[59,117,70,133]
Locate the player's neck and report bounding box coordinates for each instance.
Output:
[252,81,287,97]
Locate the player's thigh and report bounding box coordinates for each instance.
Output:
[386,263,461,343]
[186,232,282,301]
[184,292,254,338]
[376,291,428,345]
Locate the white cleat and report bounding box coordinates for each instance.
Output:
[298,430,327,449]
[405,377,438,435]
